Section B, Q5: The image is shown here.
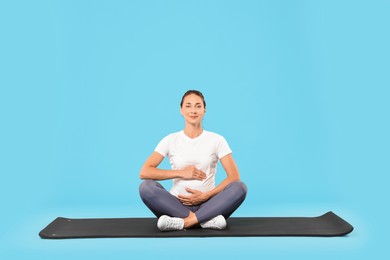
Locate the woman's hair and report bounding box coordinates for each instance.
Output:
[180,90,206,108]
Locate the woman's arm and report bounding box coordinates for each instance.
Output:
[139,151,207,181]
[204,153,240,199]
[178,153,240,205]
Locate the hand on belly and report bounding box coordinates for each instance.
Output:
[178,187,208,206]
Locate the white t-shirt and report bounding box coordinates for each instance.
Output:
[154,130,232,197]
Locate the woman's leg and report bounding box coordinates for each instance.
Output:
[139,180,191,218]
[195,181,247,223]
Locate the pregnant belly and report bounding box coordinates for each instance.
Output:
[170,179,206,197]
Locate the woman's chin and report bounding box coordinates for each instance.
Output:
[187,121,201,126]
[186,118,199,123]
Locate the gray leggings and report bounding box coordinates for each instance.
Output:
[139,180,247,223]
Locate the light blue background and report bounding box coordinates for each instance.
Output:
[1,0,389,259]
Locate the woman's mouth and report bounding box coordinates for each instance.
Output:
[189,116,198,119]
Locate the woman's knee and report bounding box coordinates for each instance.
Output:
[139,179,157,198]
[230,181,248,199]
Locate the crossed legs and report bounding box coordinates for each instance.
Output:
[139,179,247,228]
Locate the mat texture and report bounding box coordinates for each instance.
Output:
[39,211,353,238]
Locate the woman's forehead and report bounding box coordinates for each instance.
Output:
[183,94,203,103]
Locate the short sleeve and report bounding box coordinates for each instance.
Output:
[217,136,232,159]
[154,135,170,157]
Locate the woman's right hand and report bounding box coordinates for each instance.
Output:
[180,166,207,181]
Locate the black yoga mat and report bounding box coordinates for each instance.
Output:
[39,211,353,239]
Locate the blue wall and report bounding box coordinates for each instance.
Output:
[1,0,389,259]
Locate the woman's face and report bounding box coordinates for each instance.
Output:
[180,94,206,125]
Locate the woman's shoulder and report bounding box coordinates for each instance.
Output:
[204,130,227,140]
[160,130,183,140]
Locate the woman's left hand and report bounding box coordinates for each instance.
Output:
[178,188,208,206]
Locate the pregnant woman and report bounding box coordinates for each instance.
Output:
[139,90,247,231]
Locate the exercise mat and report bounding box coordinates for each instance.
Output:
[39,211,353,238]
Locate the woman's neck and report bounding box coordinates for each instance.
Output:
[183,124,203,139]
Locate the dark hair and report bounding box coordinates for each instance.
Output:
[180,90,206,108]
